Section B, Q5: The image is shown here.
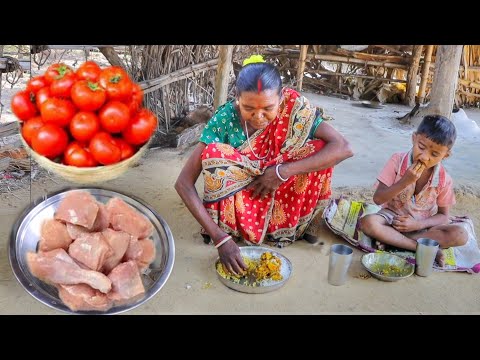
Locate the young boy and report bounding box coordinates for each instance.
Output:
[360,115,468,267]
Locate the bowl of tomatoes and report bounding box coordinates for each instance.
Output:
[12,61,157,183]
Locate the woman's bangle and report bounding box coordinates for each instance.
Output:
[275,164,289,182]
[214,235,232,249]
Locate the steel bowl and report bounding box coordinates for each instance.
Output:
[361,100,385,109]
[215,246,292,294]
[361,252,414,282]
[8,187,175,315]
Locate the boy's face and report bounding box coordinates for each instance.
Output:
[412,132,451,169]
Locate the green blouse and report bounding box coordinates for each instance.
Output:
[199,100,323,148]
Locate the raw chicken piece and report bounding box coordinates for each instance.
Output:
[27,249,111,293]
[38,219,73,252]
[91,202,109,232]
[66,223,90,240]
[107,260,145,306]
[124,237,156,271]
[55,190,99,230]
[58,284,112,312]
[101,229,131,273]
[68,232,112,271]
[106,197,153,238]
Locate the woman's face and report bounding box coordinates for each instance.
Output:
[237,89,281,130]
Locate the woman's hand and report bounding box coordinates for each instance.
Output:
[218,240,247,275]
[249,166,284,199]
[392,215,421,233]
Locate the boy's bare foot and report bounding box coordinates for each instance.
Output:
[435,249,445,268]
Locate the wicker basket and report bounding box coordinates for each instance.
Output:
[20,129,150,184]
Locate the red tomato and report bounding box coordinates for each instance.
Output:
[122,108,158,145]
[89,132,122,165]
[126,83,144,116]
[31,124,69,158]
[26,76,48,94]
[70,111,100,142]
[111,137,135,160]
[44,63,74,85]
[76,61,102,82]
[50,72,77,98]
[98,66,133,102]
[21,116,44,145]
[71,80,106,111]
[40,98,76,127]
[98,100,130,133]
[35,87,51,108]
[64,142,98,167]
[11,91,38,121]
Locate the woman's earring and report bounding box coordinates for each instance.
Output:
[236,101,239,105]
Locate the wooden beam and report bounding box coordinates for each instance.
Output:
[0,58,30,72]
[459,78,480,90]
[310,70,408,83]
[213,45,234,109]
[140,59,218,95]
[418,45,434,104]
[458,89,480,98]
[98,46,126,70]
[405,45,423,106]
[296,45,308,91]
[0,122,19,139]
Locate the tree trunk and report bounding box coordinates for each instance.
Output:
[405,45,423,106]
[427,45,463,118]
[401,45,463,126]
[213,45,234,109]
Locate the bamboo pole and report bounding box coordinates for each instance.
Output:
[418,45,434,104]
[296,45,308,91]
[405,45,424,106]
[213,45,234,109]
[311,70,408,83]
[459,78,480,90]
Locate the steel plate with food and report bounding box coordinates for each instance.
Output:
[9,188,175,314]
[215,246,292,294]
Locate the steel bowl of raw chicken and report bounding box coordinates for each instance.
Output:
[8,188,175,314]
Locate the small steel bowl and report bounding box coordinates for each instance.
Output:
[9,187,175,314]
[361,252,414,282]
[215,246,292,294]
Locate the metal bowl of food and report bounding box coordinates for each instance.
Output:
[8,187,175,314]
[215,246,292,294]
[361,252,414,282]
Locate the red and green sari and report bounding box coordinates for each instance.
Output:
[200,88,333,247]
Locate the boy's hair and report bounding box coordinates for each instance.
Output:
[416,114,457,149]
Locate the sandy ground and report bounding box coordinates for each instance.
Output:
[1,92,480,314]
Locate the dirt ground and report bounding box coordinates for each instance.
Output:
[1,90,480,314]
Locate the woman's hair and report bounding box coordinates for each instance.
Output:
[236,62,282,97]
[416,114,457,149]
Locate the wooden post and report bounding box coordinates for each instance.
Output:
[417,45,434,104]
[296,45,308,91]
[427,45,463,119]
[405,45,424,106]
[213,45,234,110]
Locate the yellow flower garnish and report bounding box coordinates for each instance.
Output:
[243,54,266,66]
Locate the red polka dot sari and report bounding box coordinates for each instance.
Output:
[201,88,333,247]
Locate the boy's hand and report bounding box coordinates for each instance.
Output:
[402,161,426,185]
[392,215,421,232]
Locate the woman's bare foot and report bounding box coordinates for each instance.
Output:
[435,249,445,267]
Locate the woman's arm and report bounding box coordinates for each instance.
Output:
[174,143,227,242]
[280,121,354,178]
[174,142,247,274]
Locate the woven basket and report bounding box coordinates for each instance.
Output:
[20,129,150,184]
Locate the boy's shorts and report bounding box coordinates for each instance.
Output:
[375,208,427,236]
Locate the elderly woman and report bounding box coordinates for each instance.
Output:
[175,55,353,275]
